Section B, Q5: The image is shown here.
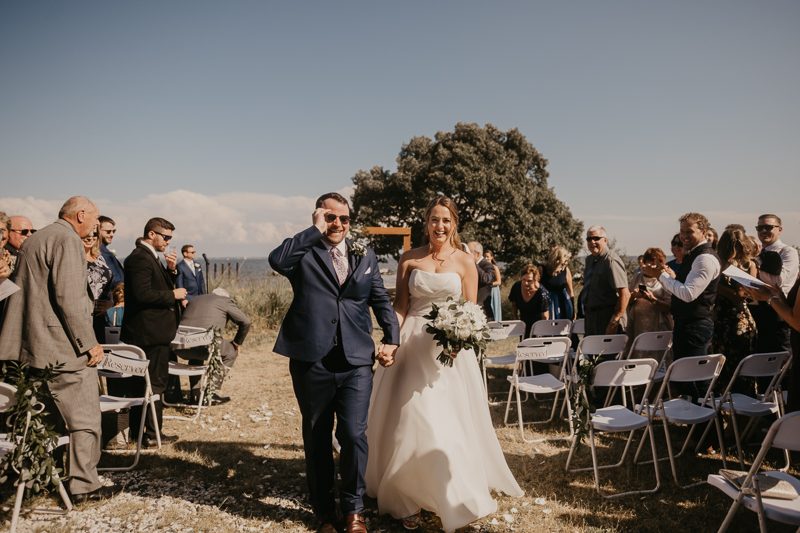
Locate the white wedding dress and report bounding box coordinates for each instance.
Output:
[365,270,524,532]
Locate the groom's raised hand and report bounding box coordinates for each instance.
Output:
[377,344,398,367]
[312,207,332,233]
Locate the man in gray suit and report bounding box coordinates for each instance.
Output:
[0,196,122,502]
[173,288,251,404]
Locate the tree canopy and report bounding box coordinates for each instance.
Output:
[351,122,584,272]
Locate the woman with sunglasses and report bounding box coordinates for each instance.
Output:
[83,227,116,343]
[665,233,684,276]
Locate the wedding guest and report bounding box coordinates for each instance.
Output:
[509,264,550,338]
[5,215,35,271]
[468,242,496,320]
[539,246,575,320]
[748,235,761,257]
[712,225,758,393]
[581,226,629,335]
[752,214,799,354]
[98,215,124,286]
[483,250,502,321]
[176,244,206,307]
[83,227,115,343]
[627,248,673,363]
[665,233,684,275]
[706,227,719,251]
[105,283,125,327]
[0,212,11,281]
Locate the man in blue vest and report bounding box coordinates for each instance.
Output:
[642,212,721,398]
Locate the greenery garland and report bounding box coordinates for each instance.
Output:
[200,327,225,406]
[0,361,65,494]
[569,351,604,446]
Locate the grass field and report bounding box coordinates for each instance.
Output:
[4,327,798,533]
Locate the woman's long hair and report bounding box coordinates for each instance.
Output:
[546,246,571,276]
[421,196,462,250]
[718,226,755,267]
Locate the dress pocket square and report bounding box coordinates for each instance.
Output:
[365,267,371,275]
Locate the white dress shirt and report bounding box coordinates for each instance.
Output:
[659,240,721,303]
[184,258,196,275]
[757,239,799,296]
[140,241,158,259]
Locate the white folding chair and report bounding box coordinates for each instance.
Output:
[530,319,572,338]
[97,344,162,471]
[0,382,72,532]
[604,331,673,408]
[634,354,728,488]
[698,352,792,468]
[164,326,213,420]
[105,326,121,344]
[708,411,800,533]
[565,358,662,498]
[503,337,573,442]
[572,318,585,335]
[560,334,628,417]
[482,320,526,403]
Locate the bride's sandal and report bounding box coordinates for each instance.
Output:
[402,511,421,530]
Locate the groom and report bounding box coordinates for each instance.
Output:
[269,192,400,533]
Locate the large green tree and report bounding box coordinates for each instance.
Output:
[351,122,584,272]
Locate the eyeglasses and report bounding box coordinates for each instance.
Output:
[671,242,682,247]
[586,236,604,242]
[153,230,173,242]
[324,214,351,225]
[10,229,37,236]
[756,225,779,232]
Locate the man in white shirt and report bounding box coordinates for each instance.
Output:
[753,214,799,353]
[642,212,720,398]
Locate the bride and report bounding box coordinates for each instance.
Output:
[365,197,524,532]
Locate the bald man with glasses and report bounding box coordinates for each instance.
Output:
[5,216,35,268]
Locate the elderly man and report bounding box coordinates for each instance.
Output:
[467,241,497,320]
[642,212,721,398]
[173,287,250,404]
[751,214,800,354]
[98,215,124,286]
[0,197,121,502]
[5,215,35,269]
[581,226,629,336]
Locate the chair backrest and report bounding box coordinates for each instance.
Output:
[593,359,659,388]
[515,337,571,361]
[486,320,526,340]
[0,382,18,413]
[719,351,791,399]
[627,331,673,355]
[770,411,800,452]
[571,318,585,335]
[576,334,628,358]
[530,319,572,337]
[99,343,153,390]
[665,354,725,383]
[105,327,122,344]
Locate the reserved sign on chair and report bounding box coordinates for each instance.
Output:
[516,346,550,359]
[99,352,149,377]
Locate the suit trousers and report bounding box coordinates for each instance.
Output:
[39,365,102,494]
[289,346,373,517]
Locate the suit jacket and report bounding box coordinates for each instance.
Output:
[0,219,96,371]
[100,243,124,286]
[269,226,400,366]
[476,258,495,315]
[176,259,206,302]
[120,243,180,347]
[173,293,250,360]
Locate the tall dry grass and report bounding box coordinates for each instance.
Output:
[210,275,294,345]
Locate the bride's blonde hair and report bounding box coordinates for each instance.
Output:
[421,196,462,250]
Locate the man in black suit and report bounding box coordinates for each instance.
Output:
[173,288,251,404]
[468,241,496,320]
[120,217,186,448]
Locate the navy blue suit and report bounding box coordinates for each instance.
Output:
[269,226,399,518]
[100,243,124,287]
[176,259,206,302]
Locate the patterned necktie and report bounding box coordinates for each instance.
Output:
[330,247,348,285]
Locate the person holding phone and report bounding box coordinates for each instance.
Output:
[627,247,673,362]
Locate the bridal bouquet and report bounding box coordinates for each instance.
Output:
[423,295,491,367]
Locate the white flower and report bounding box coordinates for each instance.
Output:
[348,241,367,257]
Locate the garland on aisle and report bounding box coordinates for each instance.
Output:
[0,361,65,493]
[569,351,604,446]
[201,327,225,406]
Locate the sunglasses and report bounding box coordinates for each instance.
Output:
[324,214,351,224]
[671,242,682,247]
[153,230,173,242]
[756,225,779,232]
[586,236,604,242]
[10,229,37,236]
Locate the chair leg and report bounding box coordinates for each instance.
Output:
[503,382,514,425]
[11,480,25,533]
[729,408,745,467]
[717,493,745,533]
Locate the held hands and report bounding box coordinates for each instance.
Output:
[312,208,332,233]
[377,344,398,367]
[641,263,666,279]
[86,344,105,367]
[165,251,179,271]
[173,288,188,300]
[632,288,656,302]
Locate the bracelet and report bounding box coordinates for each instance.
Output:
[768,295,780,306]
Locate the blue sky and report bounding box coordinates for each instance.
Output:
[1,1,798,258]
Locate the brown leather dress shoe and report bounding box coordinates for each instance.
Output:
[317,515,337,533]
[346,513,367,533]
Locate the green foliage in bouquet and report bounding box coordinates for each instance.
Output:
[201,327,225,406]
[0,361,65,493]
[423,295,491,368]
[569,352,603,446]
